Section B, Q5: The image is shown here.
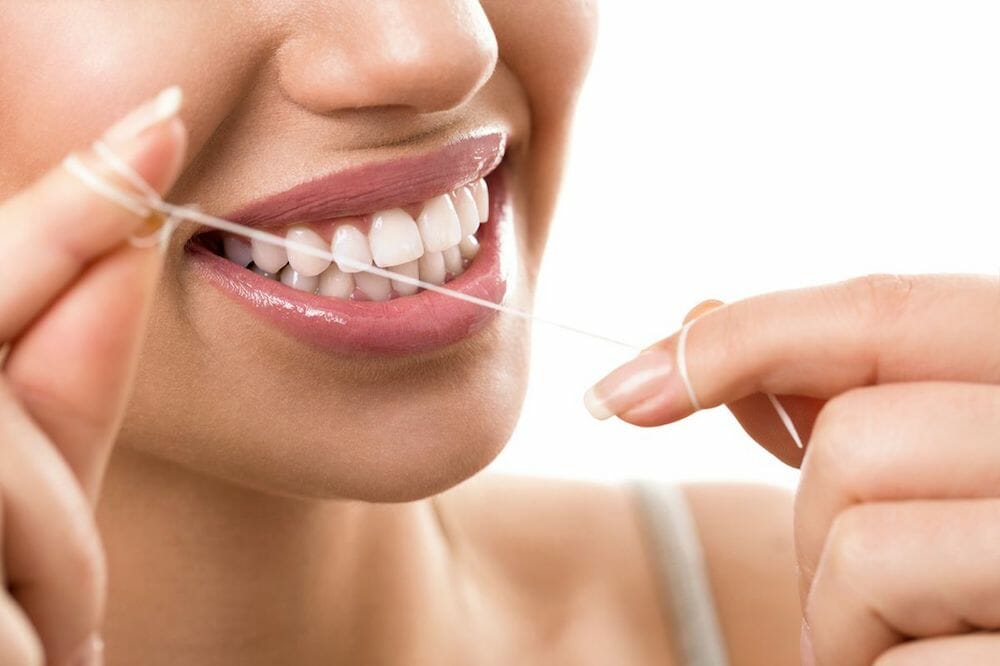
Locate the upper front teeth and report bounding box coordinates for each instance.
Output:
[369,208,424,268]
[232,177,490,298]
[417,194,462,252]
[472,179,489,222]
[331,225,373,273]
[450,185,480,238]
[286,226,330,276]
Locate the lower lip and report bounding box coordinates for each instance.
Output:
[187,171,511,355]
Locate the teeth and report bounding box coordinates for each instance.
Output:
[458,235,480,261]
[451,186,480,238]
[280,265,319,293]
[389,260,420,296]
[355,271,392,301]
[331,225,373,273]
[223,236,253,267]
[472,178,489,223]
[251,264,279,280]
[442,245,463,275]
[286,226,331,277]
[369,209,424,268]
[416,195,462,252]
[251,236,289,273]
[318,265,355,299]
[418,251,446,286]
[222,182,489,301]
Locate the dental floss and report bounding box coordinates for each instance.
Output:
[62,153,151,219]
[94,140,160,200]
[64,145,806,448]
[64,146,645,351]
[767,393,804,449]
[678,321,804,449]
[676,322,702,411]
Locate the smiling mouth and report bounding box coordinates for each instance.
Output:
[186,131,514,355]
[194,176,489,301]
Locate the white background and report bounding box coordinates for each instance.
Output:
[491,1,1000,488]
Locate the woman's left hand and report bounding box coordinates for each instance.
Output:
[585,273,1000,665]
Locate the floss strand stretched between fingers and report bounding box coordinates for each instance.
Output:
[65,139,806,449]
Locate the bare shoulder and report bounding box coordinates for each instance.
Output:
[443,474,651,579]
[441,477,800,666]
[439,474,676,664]
[683,483,800,666]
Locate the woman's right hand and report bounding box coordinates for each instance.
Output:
[0,88,186,666]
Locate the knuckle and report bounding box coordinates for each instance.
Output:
[848,273,916,320]
[710,302,746,371]
[839,274,918,384]
[804,390,872,483]
[823,505,882,585]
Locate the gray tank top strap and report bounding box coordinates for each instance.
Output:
[631,482,730,666]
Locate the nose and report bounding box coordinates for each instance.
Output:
[277,1,498,115]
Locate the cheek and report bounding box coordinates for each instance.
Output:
[0,3,252,194]
[484,0,599,112]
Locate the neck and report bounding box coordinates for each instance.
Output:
[97,448,497,665]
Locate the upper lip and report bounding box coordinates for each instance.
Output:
[220,129,506,230]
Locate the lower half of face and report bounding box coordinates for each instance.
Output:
[1,0,597,502]
[125,158,534,502]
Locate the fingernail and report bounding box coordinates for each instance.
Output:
[69,633,104,666]
[583,349,673,420]
[800,622,815,666]
[104,85,183,145]
[683,299,725,324]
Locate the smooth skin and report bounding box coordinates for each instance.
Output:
[0,2,991,665]
[606,276,1000,664]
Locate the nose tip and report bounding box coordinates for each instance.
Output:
[352,28,497,113]
[278,2,498,115]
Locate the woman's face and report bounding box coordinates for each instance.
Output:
[0,1,597,501]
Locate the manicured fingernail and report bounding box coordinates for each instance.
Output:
[683,299,725,324]
[800,622,815,666]
[104,85,183,145]
[583,349,673,420]
[69,633,104,666]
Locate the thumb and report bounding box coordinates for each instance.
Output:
[3,90,187,503]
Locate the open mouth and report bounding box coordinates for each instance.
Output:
[187,131,513,355]
[193,177,488,300]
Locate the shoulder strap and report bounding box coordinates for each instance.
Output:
[632,483,730,666]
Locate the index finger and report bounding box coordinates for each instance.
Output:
[0,85,186,343]
[584,274,1000,430]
